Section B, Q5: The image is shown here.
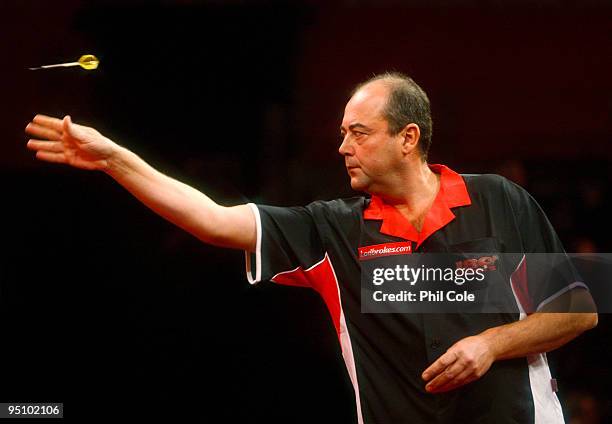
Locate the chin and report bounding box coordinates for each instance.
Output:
[350,178,369,192]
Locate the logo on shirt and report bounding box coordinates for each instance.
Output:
[455,255,499,271]
[358,242,412,260]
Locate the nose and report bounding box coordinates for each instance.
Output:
[338,135,352,156]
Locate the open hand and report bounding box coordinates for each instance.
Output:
[26,115,117,171]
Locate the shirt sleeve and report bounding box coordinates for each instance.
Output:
[244,202,326,285]
[505,179,589,312]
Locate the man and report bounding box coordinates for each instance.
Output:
[25,72,597,423]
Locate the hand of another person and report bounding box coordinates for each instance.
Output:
[26,115,118,171]
[421,335,495,393]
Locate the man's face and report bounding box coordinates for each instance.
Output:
[339,81,405,194]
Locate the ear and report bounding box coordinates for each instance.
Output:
[400,123,421,155]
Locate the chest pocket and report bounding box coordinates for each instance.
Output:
[448,237,514,309]
[448,237,520,313]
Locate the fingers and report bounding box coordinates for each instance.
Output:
[25,122,62,141]
[422,336,495,393]
[32,114,64,132]
[425,359,467,393]
[422,350,457,382]
[26,121,67,165]
[35,151,67,164]
[27,139,64,153]
[428,368,479,393]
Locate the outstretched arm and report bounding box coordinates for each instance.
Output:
[26,114,256,251]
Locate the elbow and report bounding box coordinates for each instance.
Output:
[574,312,598,334]
[568,289,598,331]
[583,312,598,331]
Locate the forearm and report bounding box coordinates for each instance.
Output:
[422,291,597,393]
[105,145,253,249]
[481,312,597,361]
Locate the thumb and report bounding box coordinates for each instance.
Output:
[63,115,86,141]
[62,115,73,135]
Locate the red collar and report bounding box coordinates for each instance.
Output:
[363,164,471,249]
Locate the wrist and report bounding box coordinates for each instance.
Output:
[479,327,502,361]
[104,143,128,176]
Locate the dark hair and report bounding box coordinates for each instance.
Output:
[353,72,433,161]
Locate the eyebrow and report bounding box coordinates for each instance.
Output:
[340,123,372,132]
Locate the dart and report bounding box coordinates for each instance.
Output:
[28,54,99,71]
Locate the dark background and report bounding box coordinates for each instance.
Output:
[0,0,610,422]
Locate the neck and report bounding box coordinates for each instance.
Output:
[375,160,440,209]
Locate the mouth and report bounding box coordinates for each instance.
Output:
[346,166,361,177]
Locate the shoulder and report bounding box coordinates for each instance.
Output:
[305,196,367,217]
[462,173,532,202]
[462,173,513,193]
[461,173,545,219]
[255,196,366,220]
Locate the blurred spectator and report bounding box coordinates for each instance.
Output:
[566,391,602,424]
[573,237,598,254]
[496,159,528,187]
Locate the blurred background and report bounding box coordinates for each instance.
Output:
[0,0,610,422]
